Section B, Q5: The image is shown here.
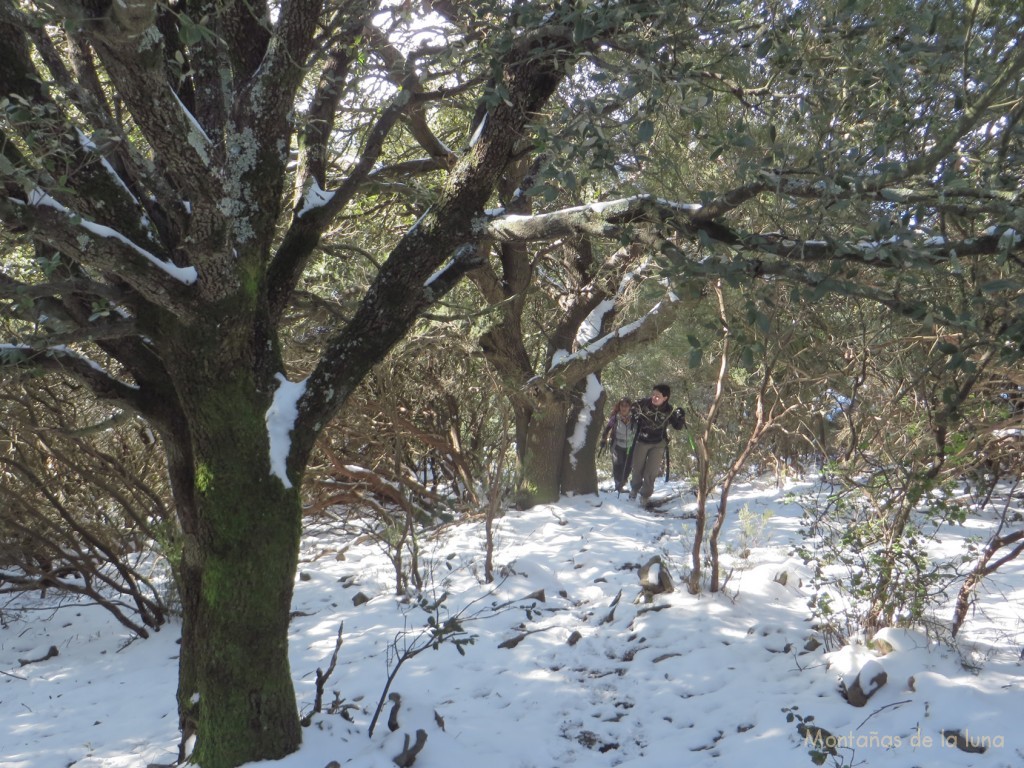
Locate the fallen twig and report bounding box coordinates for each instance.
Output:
[18,645,58,667]
[302,623,344,726]
[856,699,912,729]
[393,729,427,767]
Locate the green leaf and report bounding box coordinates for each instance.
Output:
[755,310,771,335]
[637,120,655,143]
[741,345,754,370]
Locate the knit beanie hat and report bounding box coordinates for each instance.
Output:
[653,383,671,399]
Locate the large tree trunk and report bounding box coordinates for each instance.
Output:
[168,359,303,767]
[516,380,605,506]
[516,394,570,508]
[560,379,604,496]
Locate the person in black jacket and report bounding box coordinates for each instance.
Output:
[628,383,685,504]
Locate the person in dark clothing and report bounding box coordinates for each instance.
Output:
[600,398,635,492]
[628,383,685,504]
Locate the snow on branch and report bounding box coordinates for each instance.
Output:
[424,243,488,298]
[0,344,144,409]
[734,228,1023,266]
[168,87,211,165]
[478,194,1023,271]
[293,84,416,224]
[22,189,197,285]
[296,179,336,218]
[476,195,701,243]
[757,169,1022,216]
[534,293,684,390]
[75,129,141,208]
[269,81,418,320]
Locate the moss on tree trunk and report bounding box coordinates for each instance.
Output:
[173,374,303,768]
[516,398,569,509]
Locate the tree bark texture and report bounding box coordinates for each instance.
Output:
[516,394,570,508]
[172,371,303,766]
[560,383,605,497]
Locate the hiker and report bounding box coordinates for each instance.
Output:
[600,398,636,493]
[628,384,686,505]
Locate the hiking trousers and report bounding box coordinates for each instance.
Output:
[630,440,666,499]
[611,445,630,490]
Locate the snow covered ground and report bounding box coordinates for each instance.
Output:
[2,475,1022,767]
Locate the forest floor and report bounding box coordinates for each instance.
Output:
[2,473,1022,767]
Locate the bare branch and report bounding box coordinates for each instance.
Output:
[14,321,140,347]
[1,195,197,317]
[270,67,437,321]
[291,15,579,463]
[0,344,145,412]
[0,272,129,304]
[77,6,220,209]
